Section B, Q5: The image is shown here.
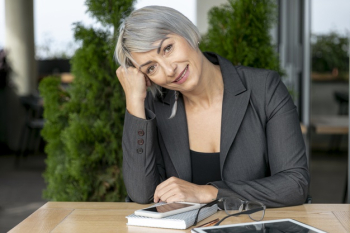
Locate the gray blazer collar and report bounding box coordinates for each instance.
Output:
[156,52,251,181]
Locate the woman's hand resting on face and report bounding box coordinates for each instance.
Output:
[116,66,152,119]
[153,177,218,204]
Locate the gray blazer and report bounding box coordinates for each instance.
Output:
[122,52,309,207]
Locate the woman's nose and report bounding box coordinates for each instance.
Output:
[163,61,177,77]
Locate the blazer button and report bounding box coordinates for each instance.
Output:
[137,148,143,154]
[138,130,144,136]
[137,139,144,145]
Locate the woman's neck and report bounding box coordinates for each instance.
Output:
[182,54,224,110]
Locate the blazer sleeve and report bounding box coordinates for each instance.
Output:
[122,93,166,204]
[210,71,310,207]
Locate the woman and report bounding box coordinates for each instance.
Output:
[115,6,309,207]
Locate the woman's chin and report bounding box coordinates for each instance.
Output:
[175,81,198,93]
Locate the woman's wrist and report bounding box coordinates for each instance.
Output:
[126,96,146,119]
[198,185,218,203]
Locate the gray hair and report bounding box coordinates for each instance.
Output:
[114,5,201,98]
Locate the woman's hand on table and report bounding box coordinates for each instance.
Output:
[153,177,218,204]
[116,66,152,119]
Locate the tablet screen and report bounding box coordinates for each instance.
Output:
[198,219,324,233]
[143,203,193,213]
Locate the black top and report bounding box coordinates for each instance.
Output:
[190,150,221,185]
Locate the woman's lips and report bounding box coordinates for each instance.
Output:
[173,65,189,84]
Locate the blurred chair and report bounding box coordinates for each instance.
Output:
[15,94,45,165]
[305,195,312,204]
[333,91,348,203]
[329,91,349,152]
[125,195,133,202]
[334,91,349,115]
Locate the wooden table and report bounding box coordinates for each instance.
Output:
[9,202,350,233]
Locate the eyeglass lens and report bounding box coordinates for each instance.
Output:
[246,201,265,221]
[224,198,265,221]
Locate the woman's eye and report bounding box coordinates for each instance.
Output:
[164,44,173,53]
[147,65,156,74]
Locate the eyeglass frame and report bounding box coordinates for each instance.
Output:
[193,197,266,226]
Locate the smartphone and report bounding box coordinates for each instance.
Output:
[134,202,202,218]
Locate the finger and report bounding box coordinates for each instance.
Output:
[166,193,186,203]
[157,183,178,201]
[127,66,139,74]
[157,177,178,191]
[158,187,179,203]
[154,177,179,196]
[159,186,183,203]
[154,178,178,202]
[154,182,175,203]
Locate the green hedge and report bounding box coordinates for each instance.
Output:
[40,0,134,201]
[311,32,349,74]
[200,0,282,74]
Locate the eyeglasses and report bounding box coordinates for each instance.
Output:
[193,197,266,226]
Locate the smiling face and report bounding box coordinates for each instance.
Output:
[130,34,203,93]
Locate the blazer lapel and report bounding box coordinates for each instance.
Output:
[155,91,192,182]
[216,55,251,174]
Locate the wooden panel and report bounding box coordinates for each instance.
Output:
[8,208,73,233]
[315,126,349,134]
[273,204,350,212]
[42,202,152,210]
[333,211,350,232]
[300,123,307,134]
[311,116,349,134]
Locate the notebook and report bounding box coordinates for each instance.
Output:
[126,203,218,230]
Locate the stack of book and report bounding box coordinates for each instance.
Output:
[126,203,218,230]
